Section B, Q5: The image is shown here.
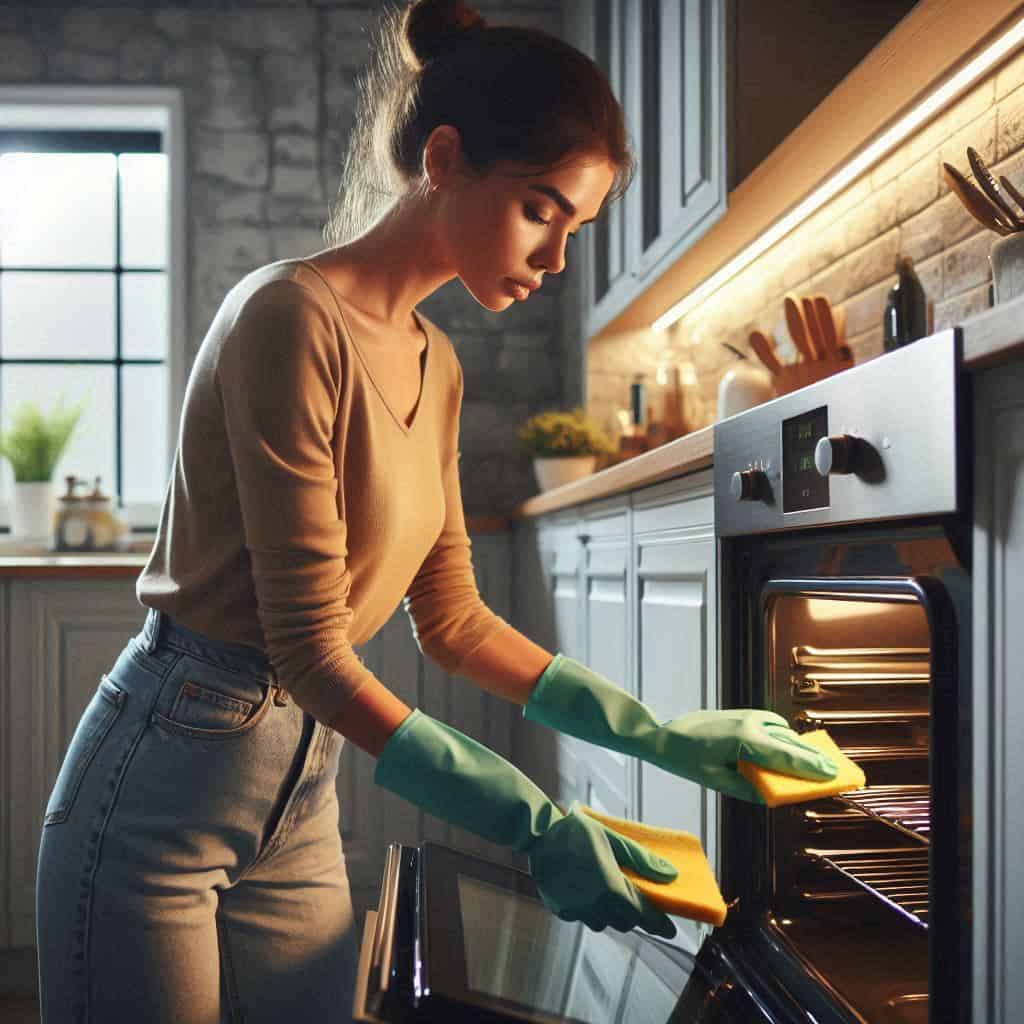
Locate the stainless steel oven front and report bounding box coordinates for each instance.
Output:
[708,329,972,1024]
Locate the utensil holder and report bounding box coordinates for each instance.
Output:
[772,355,854,397]
[989,232,1024,304]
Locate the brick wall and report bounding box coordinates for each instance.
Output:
[0,1,566,516]
[586,47,1024,440]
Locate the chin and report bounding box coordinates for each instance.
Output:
[461,279,515,311]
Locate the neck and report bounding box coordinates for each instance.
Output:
[314,194,456,330]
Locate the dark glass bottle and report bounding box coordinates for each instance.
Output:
[882,256,928,351]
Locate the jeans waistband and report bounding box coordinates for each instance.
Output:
[139,607,281,690]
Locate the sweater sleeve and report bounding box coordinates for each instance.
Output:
[403,359,511,672]
[216,278,379,726]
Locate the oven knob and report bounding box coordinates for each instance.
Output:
[814,434,862,475]
[730,469,765,501]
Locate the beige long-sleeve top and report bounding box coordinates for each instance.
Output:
[137,259,509,726]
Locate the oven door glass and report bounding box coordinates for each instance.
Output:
[420,842,726,1023]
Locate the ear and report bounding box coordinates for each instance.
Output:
[422,125,464,190]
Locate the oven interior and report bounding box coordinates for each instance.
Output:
[740,531,968,1024]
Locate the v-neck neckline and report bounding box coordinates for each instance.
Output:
[300,260,431,436]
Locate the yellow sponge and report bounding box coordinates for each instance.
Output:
[737,730,866,808]
[579,805,728,927]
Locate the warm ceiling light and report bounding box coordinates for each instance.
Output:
[652,13,1024,332]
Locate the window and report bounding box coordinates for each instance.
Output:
[0,89,184,533]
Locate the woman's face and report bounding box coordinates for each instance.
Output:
[443,149,617,311]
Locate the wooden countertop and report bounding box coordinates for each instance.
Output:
[515,293,1024,519]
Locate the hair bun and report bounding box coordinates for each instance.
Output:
[403,0,487,68]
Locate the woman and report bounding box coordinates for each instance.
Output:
[36,2,837,1021]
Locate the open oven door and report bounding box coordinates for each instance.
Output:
[704,561,970,1024]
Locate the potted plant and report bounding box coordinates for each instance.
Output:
[518,407,614,492]
[0,397,86,542]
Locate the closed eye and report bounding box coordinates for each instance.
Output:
[525,204,580,239]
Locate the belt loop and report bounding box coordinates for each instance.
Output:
[142,608,163,654]
[269,667,288,706]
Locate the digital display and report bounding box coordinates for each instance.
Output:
[782,405,829,513]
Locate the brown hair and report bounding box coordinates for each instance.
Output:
[323,0,633,245]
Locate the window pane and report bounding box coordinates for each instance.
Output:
[1,272,115,359]
[0,364,115,505]
[119,154,168,269]
[121,272,168,359]
[0,153,116,268]
[121,364,168,505]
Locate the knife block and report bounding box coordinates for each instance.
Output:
[772,354,854,397]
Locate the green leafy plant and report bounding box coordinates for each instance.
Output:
[0,397,86,482]
[518,407,614,458]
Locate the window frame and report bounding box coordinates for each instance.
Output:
[0,86,186,532]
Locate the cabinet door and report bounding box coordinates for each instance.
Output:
[580,500,633,818]
[631,473,716,953]
[2,578,143,949]
[541,517,587,808]
[588,0,634,316]
[633,0,727,283]
[971,359,1024,1024]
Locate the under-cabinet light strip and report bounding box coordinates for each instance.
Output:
[651,13,1024,332]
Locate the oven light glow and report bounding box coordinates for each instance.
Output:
[652,12,1024,331]
[805,599,898,622]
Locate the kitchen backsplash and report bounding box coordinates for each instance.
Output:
[587,47,1024,439]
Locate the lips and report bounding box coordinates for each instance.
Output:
[506,278,539,300]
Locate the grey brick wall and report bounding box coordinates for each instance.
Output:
[0,1,569,515]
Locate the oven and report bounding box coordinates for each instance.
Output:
[353,328,971,1024]
[704,327,971,1023]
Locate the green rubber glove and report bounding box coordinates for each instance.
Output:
[523,654,838,803]
[375,708,678,937]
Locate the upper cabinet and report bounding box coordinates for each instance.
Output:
[569,0,916,339]
[582,0,727,338]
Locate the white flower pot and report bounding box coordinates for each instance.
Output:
[11,481,54,542]
[532,455,597,492]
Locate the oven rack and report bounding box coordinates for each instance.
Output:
[837,785,930,845]
[806,846,929,929]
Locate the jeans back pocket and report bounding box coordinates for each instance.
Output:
[44,675,125,826]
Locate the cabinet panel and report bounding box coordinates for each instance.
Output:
[4,579,143,949]
[971,359,1024,1024]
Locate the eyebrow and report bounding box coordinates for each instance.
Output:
[529,185,598,226]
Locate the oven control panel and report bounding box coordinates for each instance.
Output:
[714,329,960,535]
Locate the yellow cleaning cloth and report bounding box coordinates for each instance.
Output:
[737,729,866,808]
[579,805,728,927]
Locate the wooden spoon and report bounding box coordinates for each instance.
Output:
[943,162,1015,235]
[801,297,827,360]
[812,295,841,360]
[783,293,816,361]
[749,330,784,374]
[967,146,1024,230]
[830,305,854,362]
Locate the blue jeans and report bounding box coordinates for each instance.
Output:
[36,608,359,1023]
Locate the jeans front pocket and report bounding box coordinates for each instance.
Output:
[152,672,273,740]
[43,675,125,826]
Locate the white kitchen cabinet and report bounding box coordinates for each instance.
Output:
[1,577,143,949]
[631,469,717,953]
[971,357,1024,1024]
[573,0,728,337]
[579,497,633,818]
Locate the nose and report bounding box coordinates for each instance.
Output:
[532,229,568,275]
